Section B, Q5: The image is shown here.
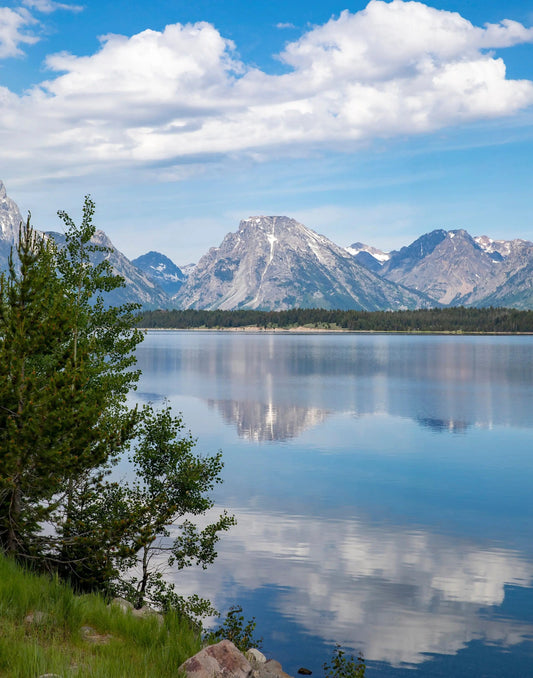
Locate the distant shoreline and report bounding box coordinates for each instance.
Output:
[138,326,533,336]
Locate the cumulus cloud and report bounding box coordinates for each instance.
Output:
[0,6,38,57]
[1,0,533,179]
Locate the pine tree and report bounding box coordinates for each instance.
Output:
[0,218,98,557]
[1,201,233,618]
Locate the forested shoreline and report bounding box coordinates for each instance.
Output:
[136,307,533,333]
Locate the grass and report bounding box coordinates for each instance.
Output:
[0,554,202,677]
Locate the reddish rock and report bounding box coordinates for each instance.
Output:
[179,640,253,678]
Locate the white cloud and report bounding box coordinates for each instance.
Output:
[1,0,533,180]
[22,0,83,13]
[0,6,38,57]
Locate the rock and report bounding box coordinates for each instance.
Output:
[24,610,46,624]
[297,669,312,675]
[131,605,164,625]
[257,659,293,678]
[80,625,113,645]
[179,639,253,678]
[246,648,267,664]
[110,597,134,612]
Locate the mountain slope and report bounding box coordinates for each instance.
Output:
[47,231,170,309]
[0,180,24,266]
[381,229,496,305]
[345,242,390,272]
[460,238,533,309]
[174,216,431,311]
[132,251,186,296]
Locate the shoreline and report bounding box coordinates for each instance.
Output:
[137,326,533,335]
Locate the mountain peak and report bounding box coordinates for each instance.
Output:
[0,181,24,244]
[132,250,186,296]
[175,216,430,311]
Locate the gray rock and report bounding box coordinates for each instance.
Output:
[131,604,164,625]
[80,625,112,644]
[24,610,46,624]
[179,639,253,678]
[246,648,267,664]
[257,659,293,678]
[110,597,134,612]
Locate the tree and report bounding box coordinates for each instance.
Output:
[0,217,91,558]
[91,404,235,617]
[0,200,233,620]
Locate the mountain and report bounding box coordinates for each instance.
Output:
[0,180,170,309]
[0,180,24,265]
[460,237,533,309]
[345,242,390,272]
[131,251,186,296]
[47,231,170,309]
[379,229,497,305]
[174,216,431,311]
[373,228,533,309]
[4,176,533,312]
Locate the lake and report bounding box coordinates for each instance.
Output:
[133,331,533,678]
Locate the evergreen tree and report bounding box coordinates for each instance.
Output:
[0,201,234,619]
[0,218,99,558]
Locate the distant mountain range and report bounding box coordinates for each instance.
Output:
[1,180,533,311]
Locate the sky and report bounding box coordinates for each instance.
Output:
[0,0,532,265]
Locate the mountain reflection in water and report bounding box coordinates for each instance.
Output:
[134,332,533,677]
[136,332,533,438]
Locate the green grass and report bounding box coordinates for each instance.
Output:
[0,554,202,677]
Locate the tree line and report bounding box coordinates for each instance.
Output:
[0,200,233,620]
[136,306,533,333]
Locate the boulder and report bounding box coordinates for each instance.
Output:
[246,648,267,664]
[110,597,134,612]
[179,640,253,678]
[257,659,293,678]
[131,605,164,625]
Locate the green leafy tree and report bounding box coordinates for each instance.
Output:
[323,644,366,678]
[206,605,262,652]
[90,404,236,617]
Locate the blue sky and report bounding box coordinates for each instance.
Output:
[1,0,532,264]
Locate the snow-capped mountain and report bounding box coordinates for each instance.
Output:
[374,228,533,309]
[0,180,170,309]
[3,176,533,312]
[379,229,494,305]
[0,180,23,244]
[131,251,186,296]
[345,242,390,272]
[0,180,24,264]
[174,216,431,311]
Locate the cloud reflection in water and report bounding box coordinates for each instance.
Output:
[168,507,533,667]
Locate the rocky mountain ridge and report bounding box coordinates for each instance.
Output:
[173,215,431,311]
[351,228,533,309]
[1,179,533,311]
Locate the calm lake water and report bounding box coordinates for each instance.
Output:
[133,331,533,678]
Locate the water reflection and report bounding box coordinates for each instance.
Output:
[133,332,533,675]
[169,507,533,668]
[136,333,533,439]
[206,399,330,441]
